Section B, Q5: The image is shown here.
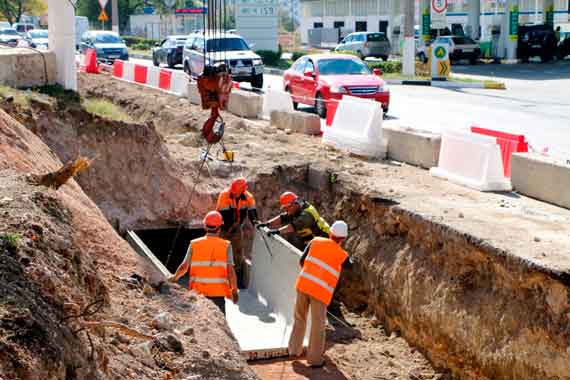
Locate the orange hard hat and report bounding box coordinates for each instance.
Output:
[230,177,248,195]
[203,210,223,228]
[279,191,298,207]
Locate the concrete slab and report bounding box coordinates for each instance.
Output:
[226,229,309,360]
[187,81,201,105]
[511,152,570,210]
[384,125,441,169]
[270,110,321,135]
[228,90,263,119]
[0,49,56,88]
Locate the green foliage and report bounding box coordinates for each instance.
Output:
[32,84,81,104]
[0,0,46,24]
[255,50,281,66]
[367,60,402,74]
[333,50,360,57]
[76,0,147,32]
[0,233,21,253]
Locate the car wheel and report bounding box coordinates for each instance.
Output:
[470,56,478,65]
[541,54,552,63]
[286,86,298,110]
[383,107,389,115]
[357,51,365,60]
[315,93,327,119]
[153,55,159,67]
[250,73,263,90]
[167,55,175,68]
[184,61,191,76]
[381,55,389,61]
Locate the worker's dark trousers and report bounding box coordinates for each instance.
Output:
[223,228,247,288]
[208,296,226,316]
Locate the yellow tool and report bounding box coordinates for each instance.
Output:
[223,150,235,162]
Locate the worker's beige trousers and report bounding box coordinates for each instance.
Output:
[287,291,327,366]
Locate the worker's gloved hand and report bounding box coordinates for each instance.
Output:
[267,229,280,236]
[231,289,239,304]
[255,222,268,229]
[167,275,177,283]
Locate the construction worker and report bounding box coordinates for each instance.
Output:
[168,211,239,316]
[288,221,349,368]
[216,177,258,288]
[257,191,330,251]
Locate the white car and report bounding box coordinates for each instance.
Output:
[0,28,22,47]
[182,32,264,89]
[25,29,49,50]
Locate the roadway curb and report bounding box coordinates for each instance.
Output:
[130,53,152,60]
[385,79,506,90]
[264,67,285,75]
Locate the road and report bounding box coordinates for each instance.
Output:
[130,57,570,160]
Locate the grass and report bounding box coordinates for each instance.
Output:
[83,98,132,123]
[1,233,21,253]
[128,48,152,58]
[0,85,30,106]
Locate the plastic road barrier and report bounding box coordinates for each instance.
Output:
[262,87,294,120]
[471,126,528,178]
[322,96,386,158]
[112,60,189,97]
[430,130,512,192]
[325,99,339,127]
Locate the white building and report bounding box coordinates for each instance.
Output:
[281,0,301,22]
[299,0,569,57]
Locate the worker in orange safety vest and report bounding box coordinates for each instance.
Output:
[216,177,258,288]
[288,220,349,368]
[169,211,239,316]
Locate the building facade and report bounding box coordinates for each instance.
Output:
[281,0,301,22]
[299,0,570,57]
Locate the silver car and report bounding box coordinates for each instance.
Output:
[183,32,264,89]
[335,32,391,61]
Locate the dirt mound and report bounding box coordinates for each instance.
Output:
[0,109,257,380]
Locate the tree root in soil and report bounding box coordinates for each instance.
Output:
[29,156,93,190]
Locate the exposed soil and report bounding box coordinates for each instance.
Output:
[2,71,570,380]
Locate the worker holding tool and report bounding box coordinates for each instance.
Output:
[168,211,239,316]
[216,177,258,288]
[257,191,330,250]
[288,221,349,368]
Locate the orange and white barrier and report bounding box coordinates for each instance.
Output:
[112,60,188,97]
[430,130,512,192]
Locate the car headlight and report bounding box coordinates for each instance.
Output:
[378,85,389,93]
[330,85,347,94]
[253,58,263,65]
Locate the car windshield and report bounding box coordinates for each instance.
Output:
[452,36,475,44]
[206,38,249,52]
[1,29,19,36]
[367,33,387,42]
[317,58,371,75]
[30,30,48,38]
[95,33,122,43]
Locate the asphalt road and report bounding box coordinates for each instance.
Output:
[130,57,570,160]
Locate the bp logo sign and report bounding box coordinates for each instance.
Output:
[434,46,447,59]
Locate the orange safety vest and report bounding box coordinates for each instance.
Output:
[189,235,231,298]
[295,237,348,306]
[216,190,256,226]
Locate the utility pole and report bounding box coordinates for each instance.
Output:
[402,0,415,76]
[111,0,119,33]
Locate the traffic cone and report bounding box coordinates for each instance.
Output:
[82,48,99,74]
[232,81,240,89]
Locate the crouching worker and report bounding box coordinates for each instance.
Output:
[169,211,239,316]
[288,221,349,368]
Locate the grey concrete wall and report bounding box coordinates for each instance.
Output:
[0,49,56,88]
[187,81,201,105]
[270,110,321,135]
[227,89,263,119]
[511,152,570,210]
[384,125,441,169]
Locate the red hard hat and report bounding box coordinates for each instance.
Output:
[279,191,298,207]
[230,177,248,195]
[203,211,223,228]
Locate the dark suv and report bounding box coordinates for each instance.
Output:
[518,24,557,62]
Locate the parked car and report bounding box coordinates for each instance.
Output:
[416,39,429,63]
[433,35,481,64]
[283,54,390,118]
[334,32,391,60]
[80,31,129,62]
[0,21,11,29]
[12,23,34,35]
[24,29,48,49]
[152,35,188,68]
[518,24,557,62]
[0,27,23,47]
[183,32,264,88]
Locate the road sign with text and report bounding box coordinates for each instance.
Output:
[431,0,448,29]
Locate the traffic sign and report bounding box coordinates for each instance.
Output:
[98,9,109,22]
[431,42,450,80]
[434,46,446,59]
[98,0,109,9]
[437,60,449,76]
[430,0,448,29]
[431,0,448,14]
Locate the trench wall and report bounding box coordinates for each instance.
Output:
[250,165,570,380]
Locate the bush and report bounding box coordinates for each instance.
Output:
[333,50,360,57]
[255,50,281,66]
[123,36,158,50]
[367,60,402,74]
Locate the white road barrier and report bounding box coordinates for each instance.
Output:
[170,71,189,97]
[322,96,386,158]
[262,87,294,120]
[430,130,512,192]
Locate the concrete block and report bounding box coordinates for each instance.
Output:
[384,125,441,169]
[511,153,570,210]
[187,81,201,105]
[227,89,262,119]
[0,49,56,88]
[270,110,321,136]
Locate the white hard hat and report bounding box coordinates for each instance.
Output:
[330,221,348,238]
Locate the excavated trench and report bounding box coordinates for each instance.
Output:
[4,86,570,380]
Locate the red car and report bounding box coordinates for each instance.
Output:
[283,54,390,118]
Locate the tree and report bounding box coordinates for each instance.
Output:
[0,0,47,24]
[76,0,146,31]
